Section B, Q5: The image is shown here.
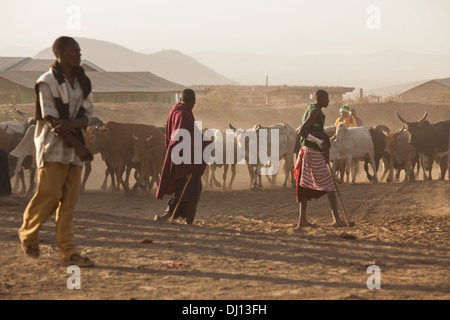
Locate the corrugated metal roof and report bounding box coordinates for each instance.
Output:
[0,71,41,88]
[265,86,355,95]
[399,77,450,96]
[434,78,450,88]
[1,57,105,72]
[0,71,185,93]
[5,58,53,71]
[79,60,105,72]
[88,72,185,92]
[0,57,29,71]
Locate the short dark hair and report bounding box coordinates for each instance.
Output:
[52,36,77,58]
[314,89,328,99]
[181,89,196,104]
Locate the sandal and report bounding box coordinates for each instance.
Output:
[21,243,40,258]
[332,220,355,228]
[296,222,318,229]
[62,253,94,267]
[154,212,171,222]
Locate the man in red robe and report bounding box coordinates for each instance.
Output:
[155,89,209,224]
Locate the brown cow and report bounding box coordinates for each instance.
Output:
[383,128,417,182]
[82,125,116,192]
[132,134,166,197]
[85,121,164,193]
[398,111,450,180]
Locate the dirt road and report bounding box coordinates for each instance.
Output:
[1,101,449,301]
[1,179,449,300]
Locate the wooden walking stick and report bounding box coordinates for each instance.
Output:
[169,173,193,223]
[325,160,352,227]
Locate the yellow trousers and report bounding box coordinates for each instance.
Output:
[19,162,82,260]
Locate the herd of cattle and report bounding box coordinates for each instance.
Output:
[1,111,449,197]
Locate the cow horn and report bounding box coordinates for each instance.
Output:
[146,135,153,142]
[132,134,139,141]
[417,110,428,125]
[400,125,406,133]
[229,123,236,131]
[397,112,408,124]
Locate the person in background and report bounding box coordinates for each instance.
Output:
[155,89,209,225]
[335,105,357,128]
[350,108,363,126]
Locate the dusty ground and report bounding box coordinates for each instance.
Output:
[0,102,449,301]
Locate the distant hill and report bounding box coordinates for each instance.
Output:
[192,51,450,91]
[34,37,235,86]
[33,38,450,93]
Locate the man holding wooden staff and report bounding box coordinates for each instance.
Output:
[155,89,209,225]
[294,89,353,228]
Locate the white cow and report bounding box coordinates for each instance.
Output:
[330,123,378,184]
[202,129,237,191]
[10,125,36,176]
[230,121,297,189]
[0,120,25,135]
[9,124,36,194]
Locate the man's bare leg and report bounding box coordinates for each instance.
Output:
[297,199,315,228]
[327,191,353,227]
[327,191,343,225]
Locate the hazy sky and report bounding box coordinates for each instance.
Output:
[1,0,450,56]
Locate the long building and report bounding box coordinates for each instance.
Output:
[192,85,354,106]
[398,78,450,104]
[0,57,185,104]
[0,57,104,72]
